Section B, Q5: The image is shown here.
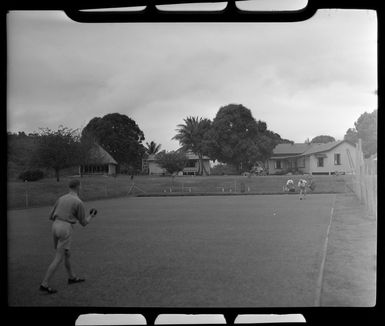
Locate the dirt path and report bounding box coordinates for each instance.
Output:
[320,193,376,306]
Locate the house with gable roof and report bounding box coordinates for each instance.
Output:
[267,140,356,175]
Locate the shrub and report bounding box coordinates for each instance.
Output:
[211,164,238,176]
[18,170,44,182]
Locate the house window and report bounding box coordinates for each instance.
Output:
[317,157,324,167]
[185,160,196,168]
[334,153,341,165]
[275,160,282,169]
[297,158,305,168]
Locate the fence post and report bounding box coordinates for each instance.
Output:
[25,180,29,208]
[353,140,377,218]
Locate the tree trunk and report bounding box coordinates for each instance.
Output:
[197,155,203,176]
[55,168,60,182]
[202,162,209,176]
[198,155,209,176]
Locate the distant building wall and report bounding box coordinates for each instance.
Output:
[148,161,166,175]
[146,159,211,175]
[309,142,356,175]
[268,142,356,175]
[108,164,116,175]
[183,160,211,175]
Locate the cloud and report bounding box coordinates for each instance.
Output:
[7,10,377,150]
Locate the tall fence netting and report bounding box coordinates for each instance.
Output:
[350,139,377,218]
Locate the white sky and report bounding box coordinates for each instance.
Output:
[7,9,377,151]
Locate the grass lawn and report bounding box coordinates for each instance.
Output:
[7,174,351,209]
[8,194,336,307]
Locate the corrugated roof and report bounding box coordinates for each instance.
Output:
[273,143,311,155]
[272,140,350,158]
[88,143,118,165]
[301,140,344,156]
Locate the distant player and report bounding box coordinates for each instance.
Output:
[298,178,308,200]
[40,179,97,294]
[284,179,295,192]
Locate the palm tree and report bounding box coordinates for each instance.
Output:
[145,141,161,155]
[172,116,211,176]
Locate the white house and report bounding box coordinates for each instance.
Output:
[267,140,356,175]
[142,151,211,176]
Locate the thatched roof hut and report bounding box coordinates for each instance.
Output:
[80,143,117,176]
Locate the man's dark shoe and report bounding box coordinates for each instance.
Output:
[68,277,85,284]
[40,284,57,294]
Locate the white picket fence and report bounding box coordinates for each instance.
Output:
[352,139,377,218]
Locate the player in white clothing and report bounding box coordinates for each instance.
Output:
[298,178,308,200]
[284,179,295,192]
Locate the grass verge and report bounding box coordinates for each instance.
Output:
[8,174,352,210]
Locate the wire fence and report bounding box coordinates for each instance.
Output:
[351,139,377,218]
[10,174,354,210]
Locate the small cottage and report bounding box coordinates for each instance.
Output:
[267,140,356,175]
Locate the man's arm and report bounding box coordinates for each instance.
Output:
[77,202,95,226]
[49,200,58,221]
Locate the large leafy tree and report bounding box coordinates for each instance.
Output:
[81,113,145,171]
[8,132,40,175]
[265,130,293,145]
[173,116,212,175]
[207,104,279,172]
[344,109,377,157]
[156,150,187,175]
[32,126,80,182]
[311,135,336,143]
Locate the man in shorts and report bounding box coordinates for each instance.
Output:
[39,179,97,294]
[298,177,308,200]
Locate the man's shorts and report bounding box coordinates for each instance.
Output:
[52,219,73,251]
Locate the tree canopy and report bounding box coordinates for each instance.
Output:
[145,141,162,155]
[310,135,336,143]
[156,150,187,175]
[344,109,377,157]
[206,104,288,172]
[173,116,211,175]
[32,126,81,182]
[8,132,39,169]
[81,113,145,170]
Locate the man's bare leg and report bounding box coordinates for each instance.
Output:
[64,249,76,279]
[41,249,64,289]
